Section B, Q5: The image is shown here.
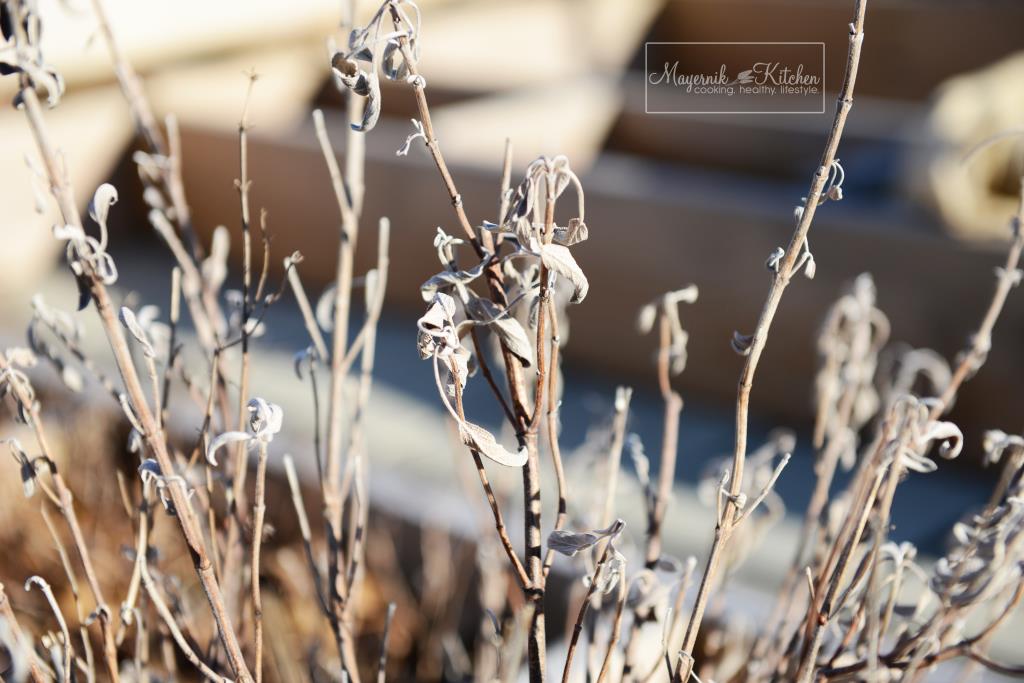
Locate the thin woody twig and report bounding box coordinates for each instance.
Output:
[674,3,868,679]
[13,56,253,683]
[251,440,269,683]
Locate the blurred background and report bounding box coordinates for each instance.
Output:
[2,0,1024,677]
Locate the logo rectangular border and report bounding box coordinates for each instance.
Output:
[644,41,826,115]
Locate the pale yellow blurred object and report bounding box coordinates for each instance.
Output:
[907,51,1024,241]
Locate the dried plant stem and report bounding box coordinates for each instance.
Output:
[25,578,71,683]
[793,465,885,683]
[562,541,615,683]
[0,583,49,683]
[220,72,260,636]
[390,9,476,248]
[313,106,365,683]
[286,260,330,362]
[542,298,568,578]
[139,521,226,681]
[674,2,867,678]
[449,359,530,589]
[87,0,202,260]
[15,80,253,682]
[518,180,561,683]
[0,356,120,682]
[391,11,555,681]
[377,602,396,683]
[342,219,391,595]
[647,314,683,569]
[623,315,683,681]
[251,440,269,683]
[931,178,1024,421]
[283,455,330,613]
[597,574,628,683]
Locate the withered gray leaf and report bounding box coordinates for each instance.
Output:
[552,218,588,247]
[459,421,526,467]
[540,244,588,304]
[466,297,533,367]
[88,183,118,233]
[547,519,625,557]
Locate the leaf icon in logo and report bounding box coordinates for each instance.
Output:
[736,69,754,84]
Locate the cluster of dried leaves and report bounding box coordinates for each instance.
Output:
[3,0,1024,682]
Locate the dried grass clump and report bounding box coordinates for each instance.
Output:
[2,0,1024,681]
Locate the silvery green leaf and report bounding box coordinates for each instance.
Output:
[552,218,588,247]
[133,151,164,185]
[654,555,683,573]
[900,449,937,473]
[293,347,317,379]
[502,176,533,228]
[983,430,1024,466]
[142,186,166,211]
[247,397,283,441]
[5,347,36,368]
[731,331,754,356]
[626,569,658,609]
[88,183,118,234]
[364,269,380,309]
[466,297,533,366]
[119,306,155,358]
[5,438,35,498]
[636,303,656,334]
[201,226,230,294]
[594,550,627,594]
[74,271,91,310]
[206,431,251,467]
[627,433,651,498]
[52,224,85,242]
[138,458,162,485]
[420,261,486,302]
[459,421,527,468]
[444,342,472,397]
[547,529,602,557]
[14,63,65,108]
[331,53,371,96]
[351,69,381,132]
[925,420,962,460]
[127,428,143,454]
[60,365,83,393]
[381,38,409,80]
[316,284,336,332]
[540,244,588,304]
[547,519,625,557]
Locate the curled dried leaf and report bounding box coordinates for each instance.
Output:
[540,244,588,304]
[731,331,754,356]
[88,183,118,237]
[119,306,155,358]
[547,519,625,557]
[466,296,533,366]
[459,421,527,467]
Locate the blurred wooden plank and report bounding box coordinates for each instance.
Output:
[656,0,1024,102]
[145,44,326,131]
[609,77,922,179]
[176,114,1024,444]
[413,0,664,92]
[0,0,349,100]
[430,76,622,170]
